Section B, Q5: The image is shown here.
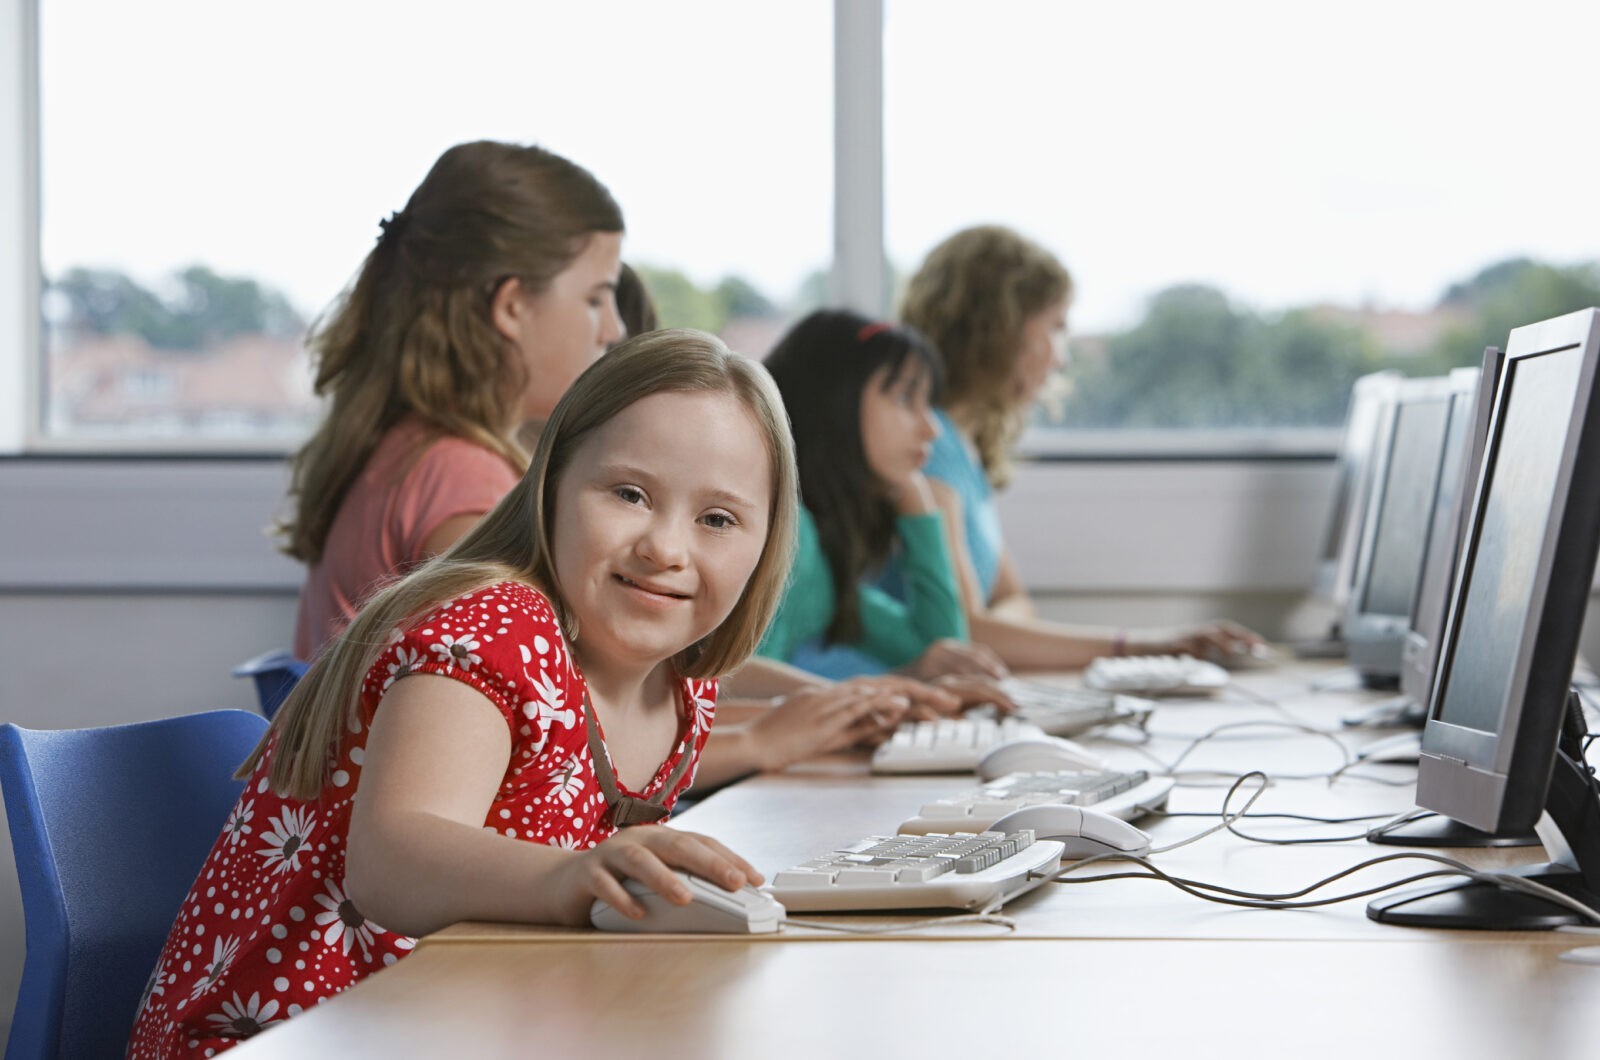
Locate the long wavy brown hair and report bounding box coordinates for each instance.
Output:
[899,225,1072,488]
[243,329,800,800]
[279,141,624,563]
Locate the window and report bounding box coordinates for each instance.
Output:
[884,0,1600,447]
[33,0,832,449]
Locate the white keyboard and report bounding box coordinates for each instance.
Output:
[1084,654,1230,695]
[765,830,1064,912]
[871,716,1048,774]
[998,678,1154,736]
[898,768,1176,835]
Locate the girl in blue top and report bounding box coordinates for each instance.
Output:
[757,310,1007,683]
[902,226,1263,669]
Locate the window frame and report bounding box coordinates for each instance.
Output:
[2,0,1336,460]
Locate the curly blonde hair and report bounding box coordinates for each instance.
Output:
[244,329,799,800]
[279,141,624,563]
[899,225,1072,488]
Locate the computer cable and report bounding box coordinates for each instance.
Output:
[1224,804,1431,845]
[978,769,1600,925]
[781,911,1018,936]
[1045,849,1600,925]
[1214,681,1303,720]
[1037,766,1600,921]
[1104,719,1414,787]
[982,770,1274,913]
[1151,771,1433,845]
[1148,808,1403,825]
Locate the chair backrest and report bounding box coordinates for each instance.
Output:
[231,649,310,720]
[0,710,269,1059]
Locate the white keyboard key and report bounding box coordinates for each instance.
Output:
[898,769,1176,836]
[872,717,1050,774]
[765,831,1064,912]
[772,869,835,887]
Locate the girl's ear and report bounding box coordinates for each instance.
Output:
[490,277,529,343]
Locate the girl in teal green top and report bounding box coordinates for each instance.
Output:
[757,310,968,676]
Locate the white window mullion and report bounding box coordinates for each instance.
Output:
[831,0,886,318]
[0,0,40,453]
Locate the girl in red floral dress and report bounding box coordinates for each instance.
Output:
[129,329,799,1057]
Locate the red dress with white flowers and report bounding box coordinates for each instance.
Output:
[128,581,715,1057]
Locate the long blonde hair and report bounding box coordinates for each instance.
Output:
[243,329,799,800]
[279,140,625,563]
[899,225,1072,488]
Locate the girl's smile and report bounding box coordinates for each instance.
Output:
[551,389,773,684]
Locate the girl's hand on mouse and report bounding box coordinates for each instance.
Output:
[554,827,763,924]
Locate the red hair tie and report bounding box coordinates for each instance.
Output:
[857,322,892,342]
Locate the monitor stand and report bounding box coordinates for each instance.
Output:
[1342,694,1426,728]
[1367,691,1600,929]
[1366,811,1539,849]
[1291,637,1348,660]
[1357,670,1401,692]
[1289,619,1346,660]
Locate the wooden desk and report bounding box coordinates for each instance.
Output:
[234,936,1597,1058]
[234,662,1600,1056]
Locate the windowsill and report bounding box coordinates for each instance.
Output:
[1019,426,1343,461]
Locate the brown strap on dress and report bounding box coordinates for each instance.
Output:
[583,693,694,827]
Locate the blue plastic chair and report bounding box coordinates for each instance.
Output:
[232,649,309,720]
[0,710,269,1059]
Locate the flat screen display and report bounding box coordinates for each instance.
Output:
[1360,397,1451,617]
[1434,345,1585,734]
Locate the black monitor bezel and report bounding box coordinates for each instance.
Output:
[1400,352,1503,706]
[1417,309,1600,835]
[1347,375,1457,627]
[1314,370,1403,605]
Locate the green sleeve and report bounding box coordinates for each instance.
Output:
[755,508,835,663]
[857,512,968,667]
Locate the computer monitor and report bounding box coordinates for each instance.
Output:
[1368,308,1600,930]
[1311,371,1403,613]
[1398,350,1505,708]
[1343,376,1457,685]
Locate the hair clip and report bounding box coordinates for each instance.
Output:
[857,322,892,343]
[377,210,410,243]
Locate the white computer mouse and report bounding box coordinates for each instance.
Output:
[975,736,1108,781]
[988,803,1152,859]
[589,871,786,934]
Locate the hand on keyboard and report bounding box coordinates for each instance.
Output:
[924,674,1020,718]
[996,678,1152,735]
[902,637,1009,682]
[752,682,913,767]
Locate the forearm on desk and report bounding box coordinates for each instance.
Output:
[722,655,830,698]
[347,810,587,936]
[694,723,773,790]
[970,611,1117,672]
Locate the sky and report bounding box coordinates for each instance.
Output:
[40,0,1600,335]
